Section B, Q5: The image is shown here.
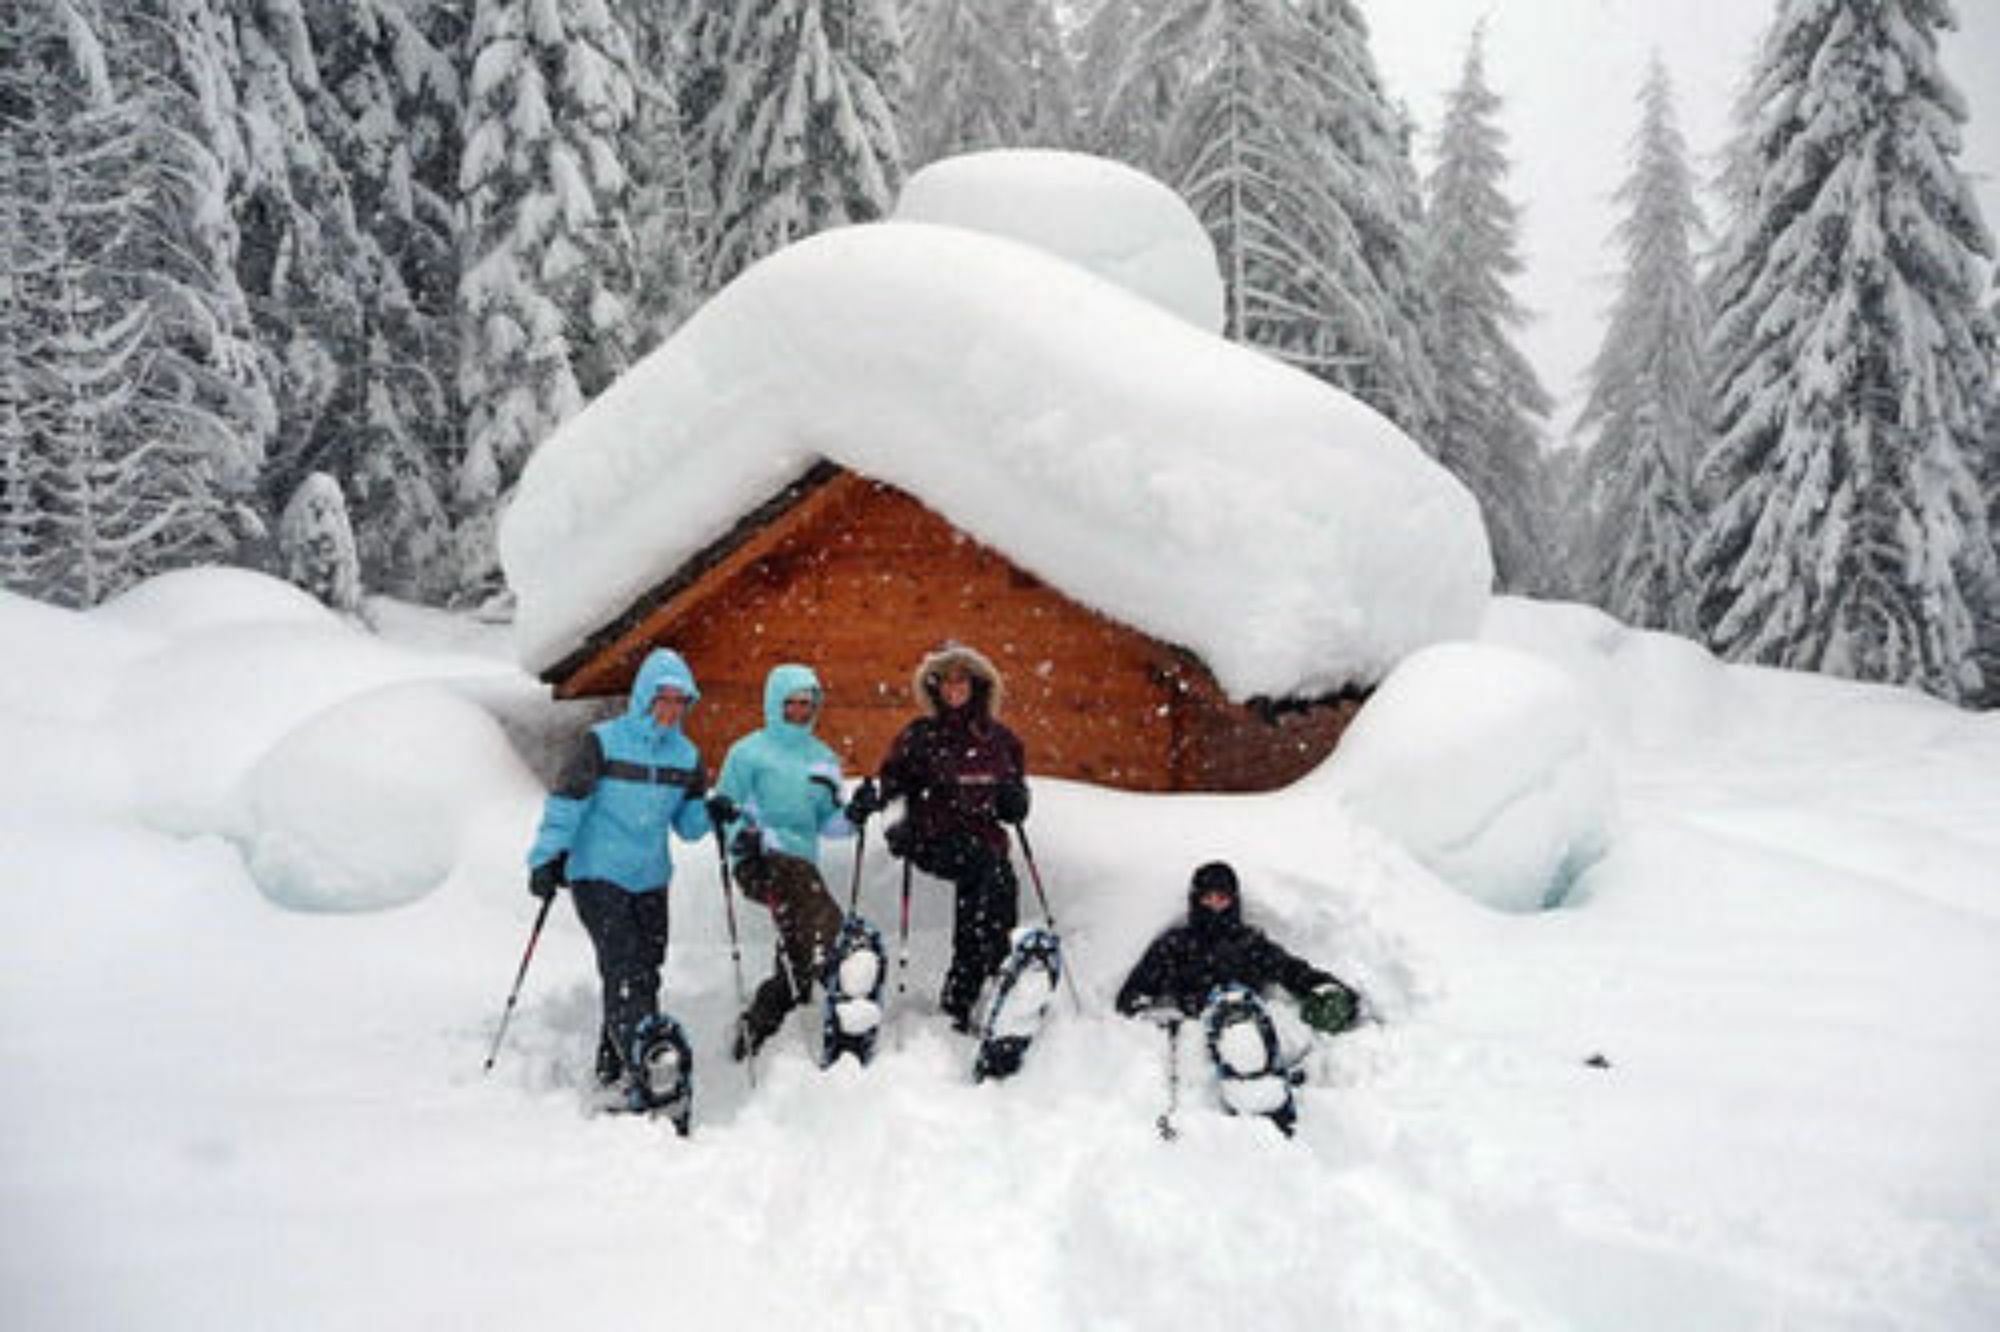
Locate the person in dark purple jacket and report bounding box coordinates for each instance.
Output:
[846,642,1029,1030]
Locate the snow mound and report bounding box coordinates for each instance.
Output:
[91,566,338,636]
[117,622,485,837]
[0,590,159,723]
[1480,597,1733,747]
[1315,642,1614,911]
[239,683,536,912]
[892,149,1225,333]
[501,221,1490,701]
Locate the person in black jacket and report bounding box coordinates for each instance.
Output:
[845,641,1029,1031]
[1115,861,1360,1034]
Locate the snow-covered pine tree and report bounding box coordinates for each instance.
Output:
[1287,0,1436,434]
[0,0,79,600]
[1,0,273,606]
[278,471,361,613]
[617,0,708,345]
[1982,275,2000,703]
[688,0,907,293]
[124,0,278,485]
[1076,0,1179,168]
[220,0,379,530]
[1574,56,1709,635]
[1421,24,1553,595]
[900,0,1077,166]
[305,0,462,602]
[1083,0,1436,435]
[456,0,644,603]
[1536,442,1591,602]
[1694,0,1996,703]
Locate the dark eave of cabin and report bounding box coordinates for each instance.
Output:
[539,459,844,687]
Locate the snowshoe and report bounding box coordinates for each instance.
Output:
[626,1013,693,1136]
[972,926,1063,1083]
[1201,983,1297,1137]
[820,915,888,1068]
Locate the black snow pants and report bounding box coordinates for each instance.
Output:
[570,879,670,1076]
[912,832,1019,1026]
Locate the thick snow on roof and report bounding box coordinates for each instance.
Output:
[500,221,1491,701]
[892,149,1225,333]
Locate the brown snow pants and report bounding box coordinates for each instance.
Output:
[733,851,843,1050]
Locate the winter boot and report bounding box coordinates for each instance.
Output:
[594,1028,623,1088]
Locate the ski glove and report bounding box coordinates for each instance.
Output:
[1300,984,1358,1035]
[705,793,738,828]
[528,855,567,901]
[844,778,883,824]
[995,780,1030,824]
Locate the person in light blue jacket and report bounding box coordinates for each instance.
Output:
[527,648,711,1089]
[709,663,853,1058]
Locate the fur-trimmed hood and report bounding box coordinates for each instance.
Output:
[913,641,1005,719]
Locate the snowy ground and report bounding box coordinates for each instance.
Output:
[3,574,1997,1330]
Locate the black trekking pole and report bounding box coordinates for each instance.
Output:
[1012,823,1084,1014]
[714,829,758,1090]
[894,856,913,1050]
[846,818,868,916]
[482,893,555,1075]
[1157,1016,1182,1142]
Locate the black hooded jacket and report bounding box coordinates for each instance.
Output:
[1114,877,1341,1017]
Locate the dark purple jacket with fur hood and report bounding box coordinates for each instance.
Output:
[876,643,1026,857]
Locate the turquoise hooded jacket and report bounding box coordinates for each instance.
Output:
[716,663,852,865]
[526,648,712,893]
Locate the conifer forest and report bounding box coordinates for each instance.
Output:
[3,1,1996,705]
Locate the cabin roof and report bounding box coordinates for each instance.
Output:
[499,220,1491,702]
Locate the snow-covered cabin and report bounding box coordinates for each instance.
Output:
[500,152,1491,792]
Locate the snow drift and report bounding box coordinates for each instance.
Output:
[5,569,1999,1330]
[1316,641,1615,911]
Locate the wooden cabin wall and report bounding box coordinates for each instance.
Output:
[558,475,1353,793]
[1182,691,1364,791]
[666,483,1187,790]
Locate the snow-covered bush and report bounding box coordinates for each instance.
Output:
[1314,642,1614,911]
[279,472,363,614]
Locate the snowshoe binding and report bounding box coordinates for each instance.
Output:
[820,915,888,1068]
[626,1012,693,1136]
[1202,983,1298,1137]
[972,926,1063,1083]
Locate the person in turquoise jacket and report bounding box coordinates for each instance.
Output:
[709,663,853,1058]
[527,647,712,1090]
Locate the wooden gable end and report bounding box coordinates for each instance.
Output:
[545,467,1358,793]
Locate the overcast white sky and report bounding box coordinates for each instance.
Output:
[1355,0,2000,442]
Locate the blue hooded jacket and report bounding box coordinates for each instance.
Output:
[526,648,712,893]
[716,664,852,865]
